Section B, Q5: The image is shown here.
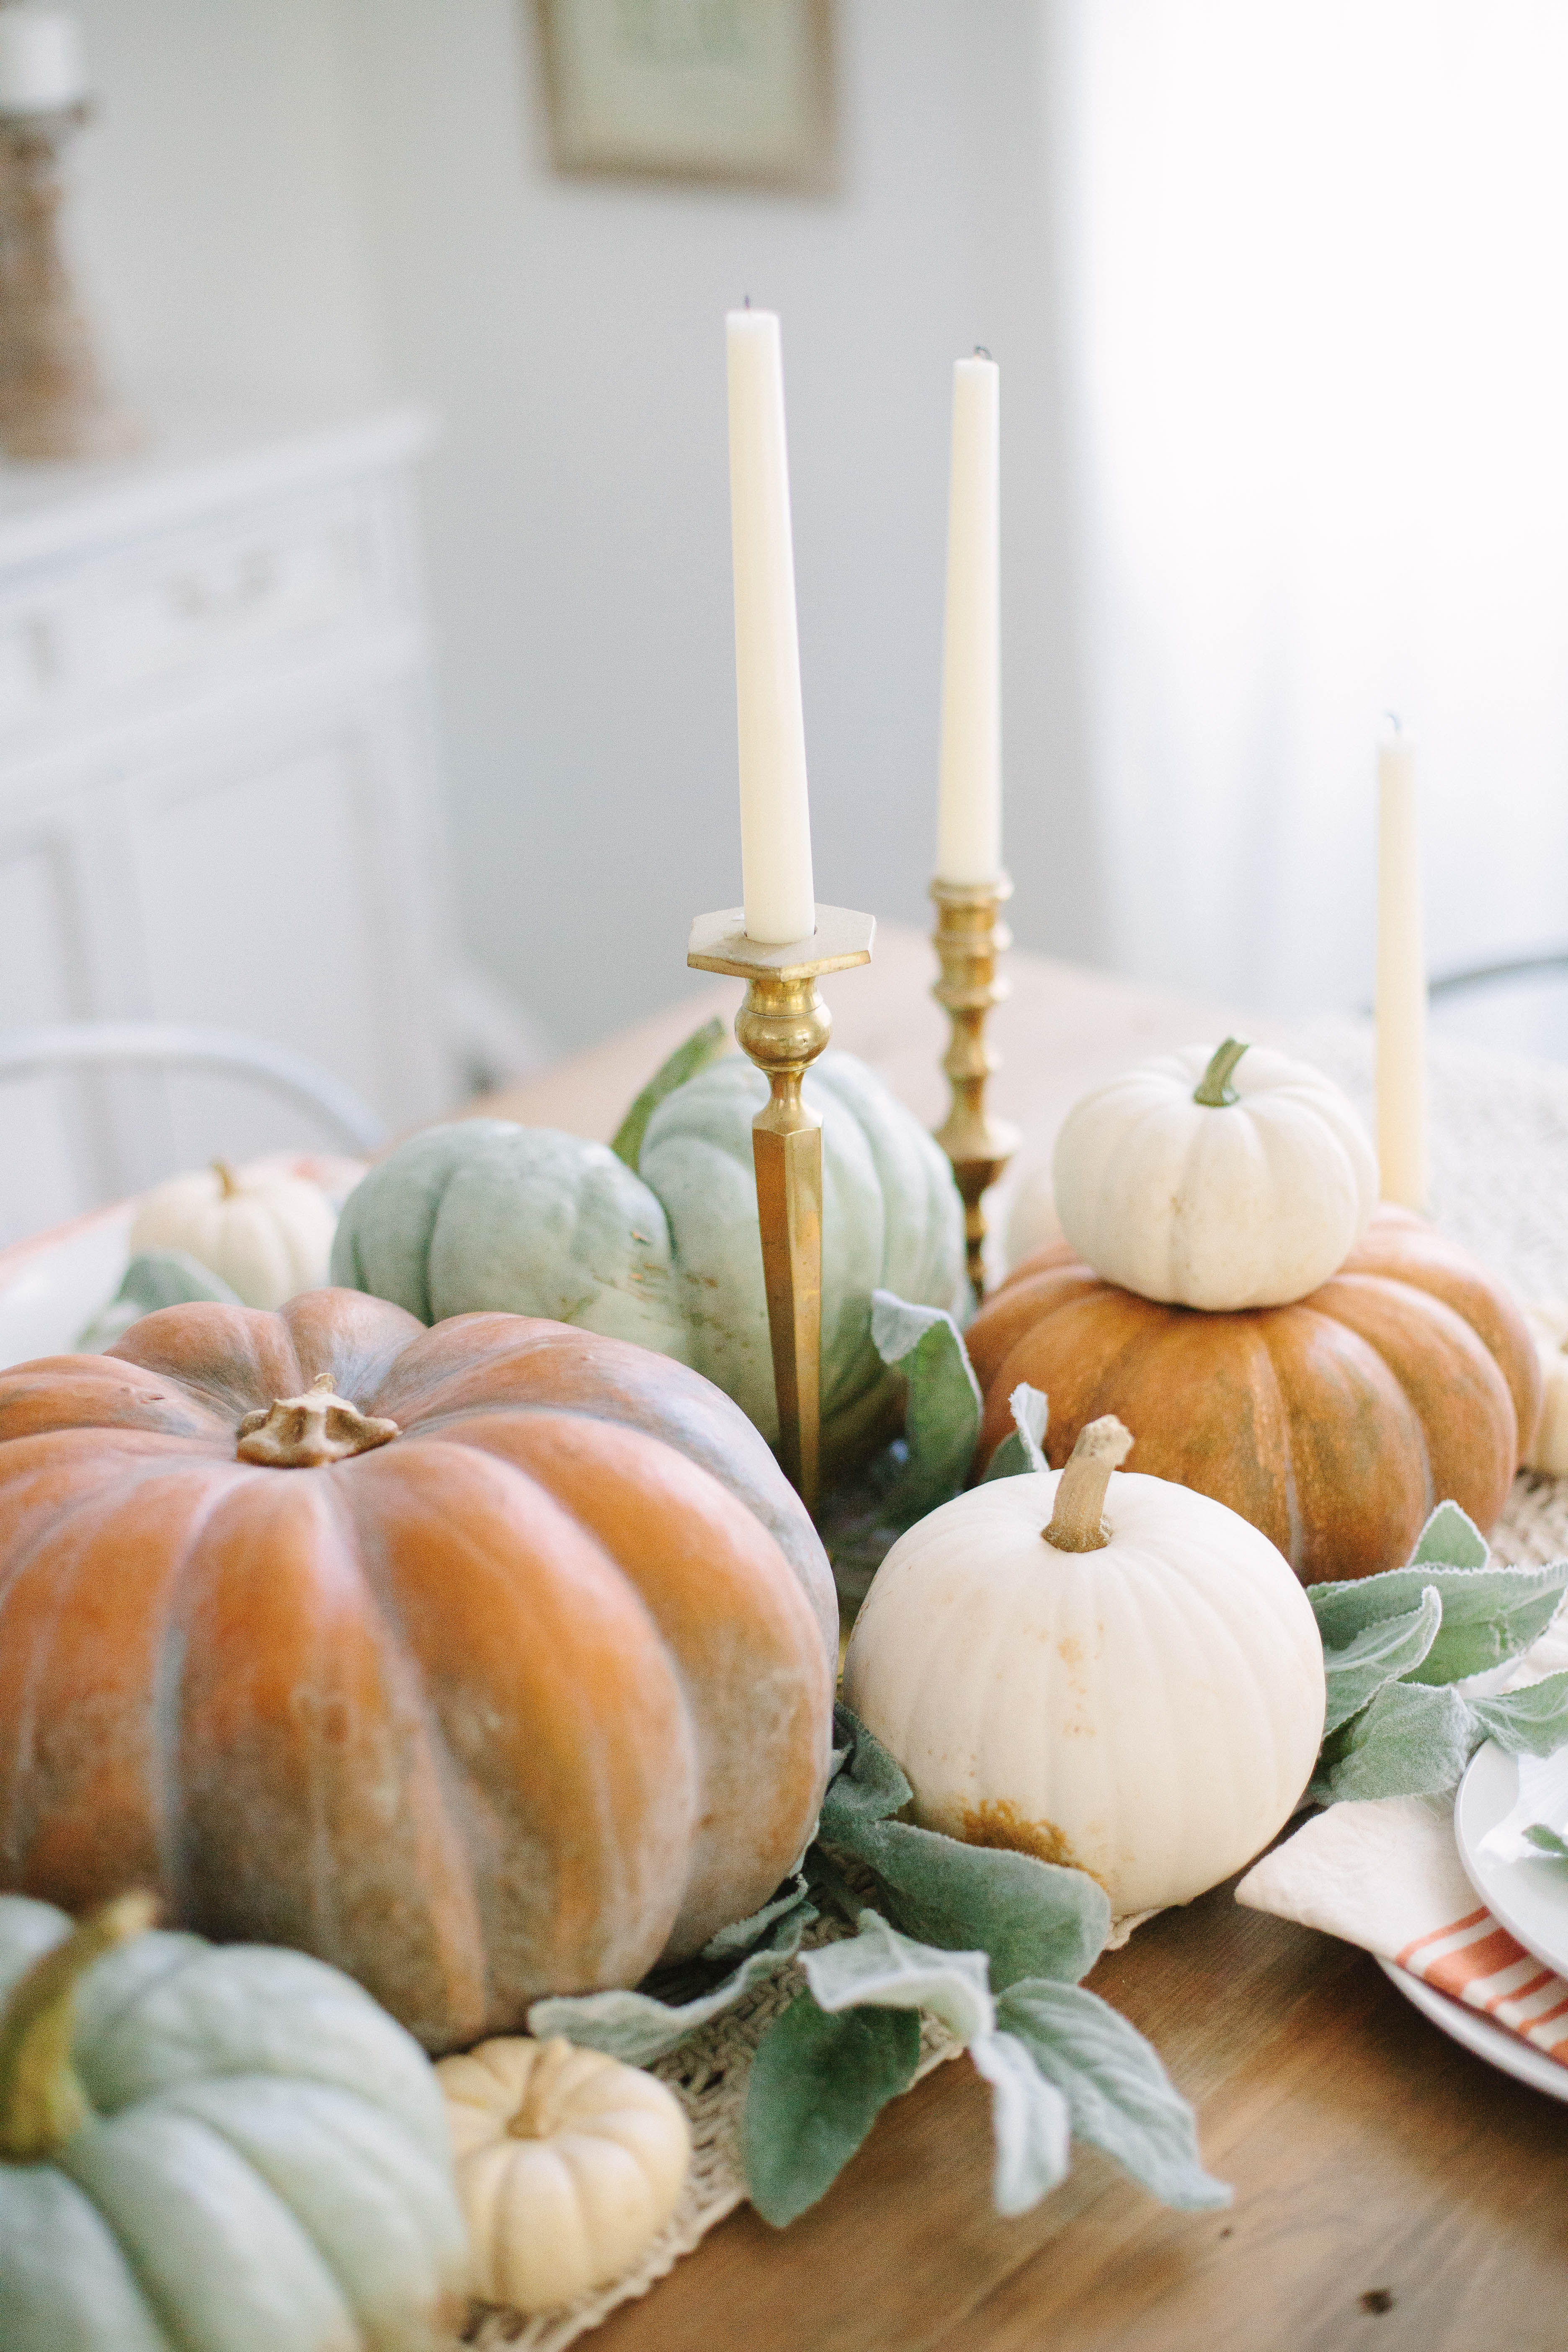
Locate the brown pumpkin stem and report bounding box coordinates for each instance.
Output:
[212,1159,240,1199]
[236,1371,400,1467]
[1044,1416,1133,1553]
[0,1891,158,2164]
[1192,1037,1251,1109]
[507,2037,578,2141]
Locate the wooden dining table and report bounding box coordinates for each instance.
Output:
[480,925,1568,2352]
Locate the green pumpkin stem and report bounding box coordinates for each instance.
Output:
[0,1891,158,2164]
[1044,1416,1133,1553]
[1192,1037,1251,1109]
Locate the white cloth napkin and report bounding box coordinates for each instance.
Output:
[1237,1794,1568,2063]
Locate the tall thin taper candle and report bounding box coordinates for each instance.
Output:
[1376,728,1428,1211]
[936,353,1001,885]
[727,307,815,944]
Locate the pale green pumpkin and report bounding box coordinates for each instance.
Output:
[0,1893,469,2352]
[332,1038,964,1465]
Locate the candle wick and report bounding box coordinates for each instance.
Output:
[743,294,751,308]
[1385,710,1403,735]
[974,344,993,359]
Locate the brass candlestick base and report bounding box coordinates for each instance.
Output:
[0,105,138,461]
[689,904,875,1508]
[931,874,1019,1300]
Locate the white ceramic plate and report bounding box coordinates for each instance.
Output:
[1455,1740,1568,1978]
[1376,1956,1568,2102]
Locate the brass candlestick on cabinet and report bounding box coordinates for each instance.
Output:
[931,874,1019,1300]
[689,904,875,1509]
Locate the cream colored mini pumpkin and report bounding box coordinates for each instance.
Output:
[129,1158,337,1309]
[1051,1038,1377,1310]
[436,2037,690,2313]
[843,1417,1326,1917]
[1523,1303,1568,1474]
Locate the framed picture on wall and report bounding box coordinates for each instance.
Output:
[535,0,837,193]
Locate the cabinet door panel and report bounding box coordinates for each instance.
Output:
[126,692,448,1173]
[0,834,103,1245]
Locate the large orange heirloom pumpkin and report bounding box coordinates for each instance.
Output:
[967,1205,1542,1585]
[0,1290,836,2053]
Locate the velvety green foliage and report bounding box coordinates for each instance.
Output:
[743,1997,921,2228]
[609,1018,729,1172]
[77,1250,238,1350]
[1311,1506,1568,1803]
[819,1708,1109,1992]
[994,1979,1229,2211]
[982,1384,1050,1480]
[1320,1590,1442,1734]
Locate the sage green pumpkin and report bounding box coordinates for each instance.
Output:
[332,1047,964,1462]
[0,1893,469,2352]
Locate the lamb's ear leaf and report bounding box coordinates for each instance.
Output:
[1308,1680,1479,1806]
[994,1978,1229,2212]
[1309,1555,1568,1687]
[527,1893,813,2064]
[983,1385,1050,1480]
[819,1704,912,1836]
[1470,1671,1568,1759]
[968,2030,1072,2216]
[1410,1501,1489,1571]
[610,1016,730,1169]
[868,1290,983,1519]
[1321,1589,1442,1733]
[823,1716,1110,1989]
[743,1993,921,2228]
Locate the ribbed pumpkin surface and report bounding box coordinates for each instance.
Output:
[0,1291,835,2052]
[967,1205,1542,1583]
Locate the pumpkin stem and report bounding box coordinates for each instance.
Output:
[1044,1416,1133,1553]
[0,1891,158,2164]
[506,2037,578,2141]
[212,1159,240,1199]
[236,1371,400,1467]
[1192,1038,1251,1109]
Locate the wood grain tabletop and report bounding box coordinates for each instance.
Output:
[477,930,1567,2352]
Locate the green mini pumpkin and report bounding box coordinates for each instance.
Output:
[0,1893,468,2352]
[332,1038,964,1469]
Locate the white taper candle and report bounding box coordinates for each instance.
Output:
[936,353,1002,886]
[1376,729,1428,1211]
[727,307,815,945]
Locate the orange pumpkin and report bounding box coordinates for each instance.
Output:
[967,1205,1542,1584]
[0,1289,835,2052]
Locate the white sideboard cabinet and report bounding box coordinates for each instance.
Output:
[0,408,457,1246]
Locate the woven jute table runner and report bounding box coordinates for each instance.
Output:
[464,1023,1568,2350]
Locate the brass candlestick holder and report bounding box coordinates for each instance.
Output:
[689,904,875,1508]
[931,873,1019,1300]
[0,103,138,460]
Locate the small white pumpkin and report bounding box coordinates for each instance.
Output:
[1050,1038,1377,1310]
[129,1158,337,1310]
[1523,1302,1568,1474]
[436,2036,690,2314]
[843,1416,1326,1917]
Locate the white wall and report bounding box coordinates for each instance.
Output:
[70,0,379,413]
[58,0,1088,1056]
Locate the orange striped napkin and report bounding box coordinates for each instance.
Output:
[1236,1792,1568,2066]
